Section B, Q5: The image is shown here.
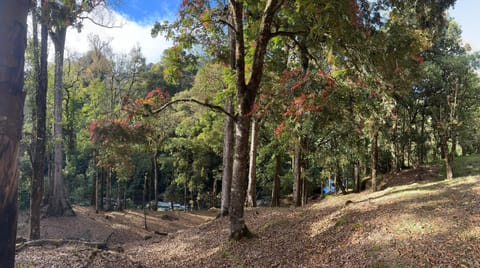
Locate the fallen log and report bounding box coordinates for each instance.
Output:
[16,239,107,252]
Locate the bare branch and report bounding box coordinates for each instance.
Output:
[77,15,123,28]
[151,98,237,120]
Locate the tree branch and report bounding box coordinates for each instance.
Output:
[77,15,123,29]
[151,98,237,120]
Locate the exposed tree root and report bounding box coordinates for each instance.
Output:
[15,239,107,252]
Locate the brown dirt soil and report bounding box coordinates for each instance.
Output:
[15,167,480,267]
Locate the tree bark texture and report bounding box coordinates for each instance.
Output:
[246,119,259,207]
[47,26,74,217]
[29,1,48,240]
[0,0,29,265]
[221,99,234,216]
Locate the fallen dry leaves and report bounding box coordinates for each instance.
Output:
[15,166,480,267]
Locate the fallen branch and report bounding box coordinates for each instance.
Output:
[16,239,107,252]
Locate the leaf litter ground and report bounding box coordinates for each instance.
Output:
[16,165,480,267]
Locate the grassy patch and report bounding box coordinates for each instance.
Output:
[453,154,480,177]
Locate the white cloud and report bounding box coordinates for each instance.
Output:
[63,7,171,63]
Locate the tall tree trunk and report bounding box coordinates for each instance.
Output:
[293,139,303,206]
[30,1,48,240]
[353,160,360,193]
[441,133,453,180]
[106,168,111,211]
[419,109,426,164]
[229,0,279,240]
[100,169,104,210]
[95,165,99,214]
[143,173,148,230]
[220,4,236,216]
[116,179,121,211]
[220,100,234,216]
[153,151,159,211]
[335,161,347,195]
[229,114,252,239]
[0,0,29,264]
[246,119,259,207]
[371,128,379,192]
[271,154,281,207]
[47,26,74,217]
[391,110,399,173]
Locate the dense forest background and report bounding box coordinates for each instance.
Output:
[16,0,480,243]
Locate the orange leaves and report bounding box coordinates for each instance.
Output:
[274,122,286,140]
[415,55,425,65]
[294,93,307,107]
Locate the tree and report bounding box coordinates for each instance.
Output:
[29,0,49,240]
[154,0,456,238]
[420,21,479,179]
[0,0,29,265]
[46,0,106,216]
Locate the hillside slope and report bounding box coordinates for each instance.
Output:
[16,161,480,267]
[128,170,480,267]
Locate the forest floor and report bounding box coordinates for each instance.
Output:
[15,156,480,267]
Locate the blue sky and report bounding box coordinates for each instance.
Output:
[65,1,478,64]
[449,0,479,51]
[110,0,182,25]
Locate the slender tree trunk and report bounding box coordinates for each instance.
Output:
[30,2,48,240]
[371,128,379,192]
[353,160,360,193]
[46,152,54,206]
[293,139,303,206]
[441,134,453,180]
[47,26,74,217]
[0,0,29,264]
[100,169,104,210]
[246,119,259,207]
[153,151,159,211]
[106,169,111,211]
[220,4,236,216]
[335,162,347,195]
[116,179,121,211]
[95,166,99,214]
[123,181,127,209]
[391,111,399,173]
[143,173,148,230]
[271,154,281,207]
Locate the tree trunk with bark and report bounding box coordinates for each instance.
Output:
[293,139,303,206]
[271,154,281,207]
[0,0,29,264]
[29,1,48,240]
[246,119,259,207]
[228,0,280,240]
[441,133,453,180]
[47,26,74,217]
[105,169,111,211]
[353,160,360,193]
[371,128,379,192]
[220,5,236,217]
[153,150,159,211]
